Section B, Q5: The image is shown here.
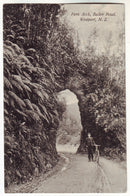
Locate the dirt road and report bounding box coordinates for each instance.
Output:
[6,148,126,193]
[33,153,126,193]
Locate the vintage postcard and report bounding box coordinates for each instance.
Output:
[1,1,128,194]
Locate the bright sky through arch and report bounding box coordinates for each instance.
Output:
[58,89,78,105]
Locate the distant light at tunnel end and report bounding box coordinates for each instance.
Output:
[58,89,78,105]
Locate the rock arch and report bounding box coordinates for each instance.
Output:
[56,74,102,153]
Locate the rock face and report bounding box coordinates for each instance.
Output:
[59,72,125,158]
[4,4,126,188]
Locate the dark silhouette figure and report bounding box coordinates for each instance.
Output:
[86,133,95,161]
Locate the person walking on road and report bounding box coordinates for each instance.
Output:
[86,132,95,162]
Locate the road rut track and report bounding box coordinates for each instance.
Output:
[96,162,112,192]
[5,152,126,193]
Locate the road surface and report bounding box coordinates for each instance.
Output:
[33,153,126,193]
[6,146,127,193]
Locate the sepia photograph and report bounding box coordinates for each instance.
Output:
[3,2,126,193]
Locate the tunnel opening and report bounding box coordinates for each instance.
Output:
[56,89,83,153]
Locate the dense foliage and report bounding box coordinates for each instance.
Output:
[4,4,126,188]
[4,4,62,187]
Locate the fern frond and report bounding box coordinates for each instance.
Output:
[4,44,16,57]
[11,79,23,93]
[22,71,32,80]
[26,56,34,63]
[12,75,24,84]
[4,109,9,116]
[8,91,26,109]
[38,104,49,119]
[15,109,27,118]
[24,99,34,110]
[4,66,11,78]
[26,48,36,54]
[18,54,31,66]
[16,36,25,43]
[21,63,37,74]
[4,77,12,90]
[4,49,13,62]
[32,103,47,121]
[40,89,49,100]
[4,40,23,55]
[4,97,9,106]
[33,89,45,101]
[25,110,40,122]
[4,55,12,66]
[4,93,9,103]
[23,83,32,94]
[4,116,10,125]
[32,103,41,113]
[12,75,32,96]
[23,80,41,89]
[7,35,15,41]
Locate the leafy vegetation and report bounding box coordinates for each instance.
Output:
[76,36,125,159]
[4,4,125,188]
[4,4,62,187]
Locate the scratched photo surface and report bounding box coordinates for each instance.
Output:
[4,3,126,193]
